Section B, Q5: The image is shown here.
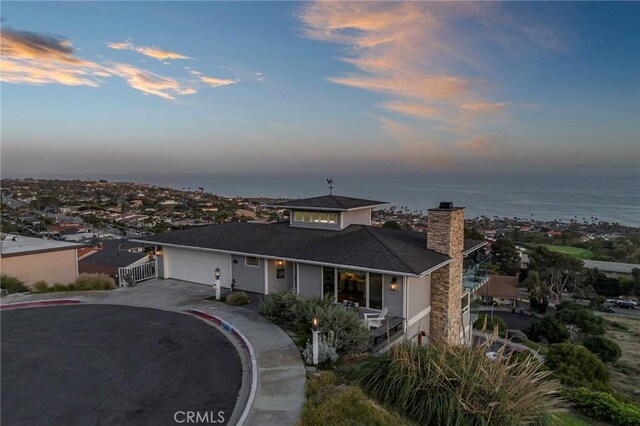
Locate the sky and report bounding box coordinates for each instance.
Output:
[1,1,639,177]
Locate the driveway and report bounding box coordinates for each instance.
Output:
[1,304,242,425]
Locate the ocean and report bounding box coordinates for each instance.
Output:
[88,171,640,228]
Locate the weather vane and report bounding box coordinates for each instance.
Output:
[326,178,334,195]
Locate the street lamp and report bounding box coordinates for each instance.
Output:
[311,315,320,366]
[214,267,221,301]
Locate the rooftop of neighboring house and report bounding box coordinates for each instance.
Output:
[79,240,149,269]
[136,221,485,276]
[0,234,83,257]
[582,259,639,274]
[475,275,519,299]
[270,194,389,211]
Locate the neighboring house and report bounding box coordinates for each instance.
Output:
[134,195,487,345]
[78,240,150,279]
[0,234,82,286]
[520,253,530,270]
[582,260,639,278]
[474,275,519,307]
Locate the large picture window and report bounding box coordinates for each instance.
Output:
[322,267,335,300]
[293,210,338,224]
[338,270,366,307]
[369,273,383,310]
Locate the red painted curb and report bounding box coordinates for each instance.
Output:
[1,299,83,310]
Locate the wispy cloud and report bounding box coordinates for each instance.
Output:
[109,63,197,100]
[454,136,497,155]
[1,27,240,101]
[107,40,191,61]
[199,75,237,88]
[0,28,105,87]
[298,2,553,159]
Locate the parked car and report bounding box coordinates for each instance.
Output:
[615,300,636,309]
[601,306,616,313]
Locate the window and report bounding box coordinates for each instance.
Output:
[322,267,335,300]
[276,268,285,279]
[338,270,366,306]
[245,256,260,267]
[369,273,383,310]
[293,211,338,224]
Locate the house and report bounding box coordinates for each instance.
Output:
[582,260,638,278]
[78,240,150,279]
[474,275,519,307]
[0,234,82,287]
[134,195,487,345]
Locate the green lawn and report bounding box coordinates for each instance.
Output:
[539,245,594,260]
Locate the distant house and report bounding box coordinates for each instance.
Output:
[134,194,487,346]
[79,240,150,279]
[474,275,519,307]
[0,234,82,286]
[582,260,638,278]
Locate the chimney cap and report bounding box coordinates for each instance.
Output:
[428,201,465,212]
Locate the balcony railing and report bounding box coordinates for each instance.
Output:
[462,256,491,292]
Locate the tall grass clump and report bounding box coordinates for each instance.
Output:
[225,291,251,306]
[355,340,563,425]
[74,274,116,290]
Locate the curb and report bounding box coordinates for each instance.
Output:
[187,309,258,426]
[0,299,83,310]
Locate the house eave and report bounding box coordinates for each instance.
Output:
[463,241,488,256]
[131,239,422,277]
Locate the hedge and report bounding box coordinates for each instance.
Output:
[564,387,640,426]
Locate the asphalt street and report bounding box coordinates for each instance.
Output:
[1,305,242,425]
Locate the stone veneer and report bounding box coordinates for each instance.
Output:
[427,207,464,344]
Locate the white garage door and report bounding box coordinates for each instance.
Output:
[163,247,231,286]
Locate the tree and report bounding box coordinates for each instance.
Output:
[524,271,550,313]
[464,227,484,240]
[491,237,521,275]
[545,344,610,392]
[526,314,569,344]
[555,303,605,336]
[583,336,621,364]
[529,246,585,299]
[382,220,402,230]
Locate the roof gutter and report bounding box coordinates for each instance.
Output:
[462,241,489,256]
[130,239,423,277]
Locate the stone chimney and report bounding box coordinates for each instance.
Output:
[427,201,465,344]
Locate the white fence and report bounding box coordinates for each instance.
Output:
[118,260,157,287]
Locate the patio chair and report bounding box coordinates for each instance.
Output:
[364,307,388,329]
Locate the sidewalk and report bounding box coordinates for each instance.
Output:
[1,279,306,426]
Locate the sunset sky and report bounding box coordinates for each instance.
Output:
[1,1,638,177]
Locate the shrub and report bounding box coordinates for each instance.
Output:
[583,336,621,364]
[355,341,563,425]
[526,314,570,344]
[555,303,606,336]
[473,314,507,333]
[225,291,251,306]
[0,274,29,294]
[32,280,50,293]
[259,291,301,328]
[301,372,409,426]
[302,330,339,365]
[303,303,371,355]
[564,387,640,426]
[74,274,115,290]
[545,344,610,392]
[53,283,69,292]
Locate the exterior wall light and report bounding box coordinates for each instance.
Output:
[390,277,399,292]
[155,246,163,256]
[276,259,284,267]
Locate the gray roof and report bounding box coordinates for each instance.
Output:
[0,234,82,256]
[80,240,149,268]
[583,260,639,274]
[135,222,484,276]
[271,195,388,211]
